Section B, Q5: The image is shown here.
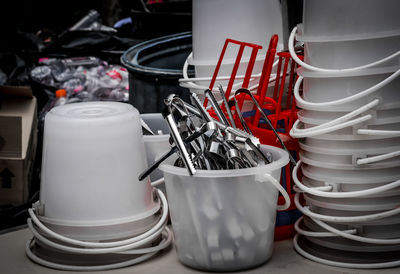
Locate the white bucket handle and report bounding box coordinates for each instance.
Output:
[293,234,400,269]
[357,150,400,165]
[262,173,291,211]
[308,213,400,245]
[294,216,357,238]
[27,189,169,249]
[290,99,379,138]
[289,26,400,73]
[293,160,400,198]
[294,192,400,224]
[293,70,400,110]
[358,128,400,137]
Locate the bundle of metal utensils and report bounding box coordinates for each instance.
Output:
[139,87,295,180]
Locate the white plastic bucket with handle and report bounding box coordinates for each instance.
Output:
[160,145,289,271]
[303,35,400,69]
[299,150,400,171]
[299,0,400,42]
[39,102,160,240]
[141,113,170,193]
[192,0,283,64]
[301,176,400,198]
[298,68,400,112]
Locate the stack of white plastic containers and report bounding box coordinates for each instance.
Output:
[180,0,284,101]
[288,0,400,269]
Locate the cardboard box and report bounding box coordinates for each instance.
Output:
[0,86,37,205]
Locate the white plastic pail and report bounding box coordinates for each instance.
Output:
[160,145,289,271]
[39,102,159,240]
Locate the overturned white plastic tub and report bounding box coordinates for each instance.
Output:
[39,102,160,240]
[299,0,400,41]
[160,145,289,271]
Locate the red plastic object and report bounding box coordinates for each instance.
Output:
[231,44,304,241]
[204,39,262,109]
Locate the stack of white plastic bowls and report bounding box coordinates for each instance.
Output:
[288,0,400,269]
[180,0,284,101]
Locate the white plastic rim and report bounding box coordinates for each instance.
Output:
[303,35,400,70]
[297,107,400,127]
[303,216,400,242]
[299,71,400,112]
[299,0,400,42]
[293,234,400,269]
[293,160,400,198]
[303,193,400,212]
[35,206,161,242]
[291,108,400,140]
[289,27,400,74]
[300,162,400,185]
[293,122,400,141]
[303,35,400,69]
[299,137,400,156]
[179,52,279,103]
[160,144,288,178]
[40,102,158,225]
[299,150,400,171]
[192,0,283,63]
[294,193,400,227]
[299,217,400,252]
[294,70,400,111]
[301,176,400,198]
[25,189,173,271]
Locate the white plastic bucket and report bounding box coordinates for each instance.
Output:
[301,176,400,198]
[299,150,400,171]
[303,217,400,251]
[300,137,400,155]
[192,0,283,64]
[304,193,400,212]
[141,113,170,188]
[299,68,400,111]
[298,109,400,126]
[304,35,400,69]
[305,234,400,253]
[159,145,289,271]
[301,164,400,185]
[299,0,400,42]
[39,102,159,240]
[295,120,400,141]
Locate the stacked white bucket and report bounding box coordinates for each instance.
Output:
[180,0,284,101]
[288,0,400,269]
